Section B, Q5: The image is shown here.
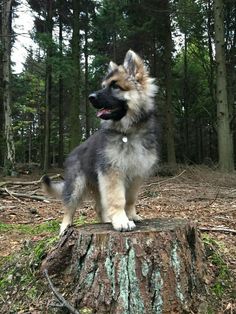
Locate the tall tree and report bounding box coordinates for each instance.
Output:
[2,0,15,174]
[213,0,234,171]
[83,0,90,139]
[43,0,53,172]
[0,0,4,167]
[58,0,64,167]
[163,0,176,166]
[69,0,81,149]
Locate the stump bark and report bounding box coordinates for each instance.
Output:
[41,218,206,314]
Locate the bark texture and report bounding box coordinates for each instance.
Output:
[42,218,206,314]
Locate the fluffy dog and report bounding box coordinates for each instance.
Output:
[43,50,159,234]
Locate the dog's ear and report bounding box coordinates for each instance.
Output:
[123,50,146,82]
[108,61,118,72]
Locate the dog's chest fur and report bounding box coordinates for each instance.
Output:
[104,131,157,178]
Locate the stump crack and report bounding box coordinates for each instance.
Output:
[171,241,185,305]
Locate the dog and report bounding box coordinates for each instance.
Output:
[43,50,159,235]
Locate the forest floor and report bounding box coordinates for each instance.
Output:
[0,165,235,313]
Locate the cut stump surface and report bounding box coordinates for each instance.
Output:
[41,218,206,314]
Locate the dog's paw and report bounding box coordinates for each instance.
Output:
[59,223,71,236]
[127,213,142,222]
[112,213,136,231]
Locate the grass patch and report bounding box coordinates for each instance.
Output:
[202,234,233,298]
[0,214,89,236]
[0,220,60,235]
[0,215,94,311]
[0,234,58,311]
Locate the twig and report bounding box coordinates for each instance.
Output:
[44,269,80,314]
[0,174,63,187]
[199,226,236,235]
[0,205,16,210]
[196,189,220,210]
[214,208,236,215]
[144,170,186,188]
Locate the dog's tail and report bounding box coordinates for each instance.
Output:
[42,175,64,199]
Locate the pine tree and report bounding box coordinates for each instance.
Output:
[1,0,16,174]
[213,0,234,171]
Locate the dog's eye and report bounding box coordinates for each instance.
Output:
[110,81,121,90]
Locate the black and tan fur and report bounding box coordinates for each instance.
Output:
[43,50,159,235]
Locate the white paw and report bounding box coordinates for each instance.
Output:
[59,223,70,236]
[127,213,142,222]
[112,213,136,231]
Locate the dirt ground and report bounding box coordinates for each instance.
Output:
[0,165,236,313]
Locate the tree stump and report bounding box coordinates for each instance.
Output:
[41,218,206,314]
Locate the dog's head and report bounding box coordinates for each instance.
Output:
[89,50,157,122]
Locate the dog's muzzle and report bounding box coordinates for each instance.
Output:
[89,93,99,108]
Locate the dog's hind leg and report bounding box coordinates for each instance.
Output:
[98,170,135,231]
[125,177,143,222]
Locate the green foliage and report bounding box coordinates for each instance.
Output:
[2,0,235,168]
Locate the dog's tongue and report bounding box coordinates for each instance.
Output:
[97,108,111,117]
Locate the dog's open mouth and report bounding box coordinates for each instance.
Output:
[96,108,115,117]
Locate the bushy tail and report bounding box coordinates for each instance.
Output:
[42,175,64,199]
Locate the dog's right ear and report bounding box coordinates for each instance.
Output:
[108,61,118,72]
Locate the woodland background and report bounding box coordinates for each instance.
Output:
[0,0,236,174]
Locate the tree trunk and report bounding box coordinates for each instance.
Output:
[0,56,4,166]
[84,2,90,139]
[163,1,176,167]
[213,0,234,172]
[43,0,53,172]
[70,0,81,150]
[41,218,206,314]
[58,0,64,168]
[207,0,216,110]
[0,5,4,167]
[2,0,15,175]
[183,32,189,162]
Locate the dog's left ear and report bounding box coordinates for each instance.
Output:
[123,50,146,82]
[108,61,118,72]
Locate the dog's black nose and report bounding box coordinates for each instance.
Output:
[89,93,97,103]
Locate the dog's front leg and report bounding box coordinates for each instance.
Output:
[60,204,77,235]
[98,170,136,231]
[125,177,143,222]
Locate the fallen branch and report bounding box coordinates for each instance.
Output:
[0,188,49,202]
[199,226,236,235]
[0,174,63,187]
[44,269,80,314]
[144,170,186,188]
[4,187,26,204]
